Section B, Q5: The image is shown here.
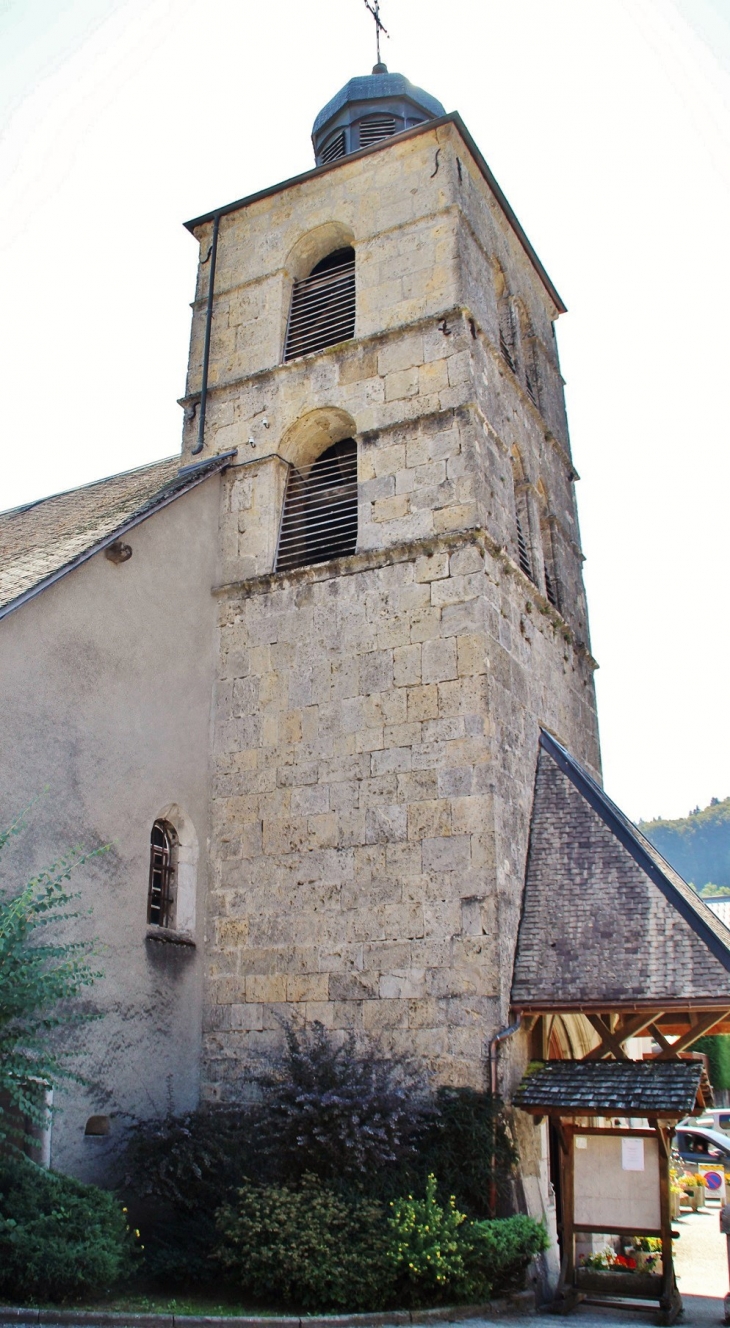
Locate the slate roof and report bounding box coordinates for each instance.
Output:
[511,731,730,1009]
[514,1059,703,1117]
[0,452,235,621]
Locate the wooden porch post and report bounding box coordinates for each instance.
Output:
[656,1122,682,1325]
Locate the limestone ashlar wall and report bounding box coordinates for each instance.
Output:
[204,520,598,1097]
[198,115,600,1095]
[182,125,461,461]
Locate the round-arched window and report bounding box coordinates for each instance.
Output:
[147,820,178,928]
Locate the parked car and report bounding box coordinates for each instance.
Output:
[674,1125,730,1183]
[678,1110,730,1136]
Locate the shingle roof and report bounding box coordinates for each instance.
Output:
[0,452,235,621]
[514,1059,703,1116]
[511,731,730,1009]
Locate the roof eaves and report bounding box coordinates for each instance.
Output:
[0,450,236,624]
[184,113,567,316]
[539,728,730,974]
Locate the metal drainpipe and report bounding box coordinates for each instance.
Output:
[487,1012,523,1216]
[191,212,221,456]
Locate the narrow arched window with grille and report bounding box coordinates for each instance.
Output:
[511,449,535,584]
[542,521,560,609]
[276,438,358,572]
[515,502,533,580]
[498,298,517,373]
[147,820,177,928]
[284,248,356,361]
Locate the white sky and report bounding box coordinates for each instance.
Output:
[1,0,729,823]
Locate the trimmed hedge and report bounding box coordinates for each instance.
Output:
[215,1172,547,1313]
[0,1154,134,1302]
[215,1175,394,1311]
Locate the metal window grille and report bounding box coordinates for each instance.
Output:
[359,113,397,148]
[147,820,177,928]
[544,564,558,607]
[499,301,517,372]
[284,249,356,361]
[515,512,533,580]
[322,131,346,163]
[276,439,358,572]
[525,366,539,408]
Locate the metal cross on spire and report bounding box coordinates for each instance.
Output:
[362,0,389,68]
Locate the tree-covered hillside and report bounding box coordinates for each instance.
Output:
[639,797,730,894]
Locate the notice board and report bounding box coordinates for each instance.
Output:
[573,1133,661,1230]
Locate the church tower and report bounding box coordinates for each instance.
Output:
[180,67,600,1099]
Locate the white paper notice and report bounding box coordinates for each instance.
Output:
[575,1137,588,1149]
[622,1137,645,1171]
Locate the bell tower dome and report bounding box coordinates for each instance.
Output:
[311,66,445,164]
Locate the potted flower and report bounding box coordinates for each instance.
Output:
[576,1244,663,1299]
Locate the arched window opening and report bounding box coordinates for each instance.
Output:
[515,505,532,580]
[147,820,178,929]
[358,113,397,148]
[537,481,560,611]
[542,526,560,609]
[524,338,541,409]
[276,438,358,572]
[498,297,517,373]
[511,449,534,583]
[284,247,356,361]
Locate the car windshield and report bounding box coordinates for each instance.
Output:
[680,1133,729,1159]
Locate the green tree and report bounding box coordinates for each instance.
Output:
[0,818,101,1149]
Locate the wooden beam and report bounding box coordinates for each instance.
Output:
[650,1023,674,1056]
[654,1009,730,1059]
[583,1010,664,1059]
[585,1012,629,1060]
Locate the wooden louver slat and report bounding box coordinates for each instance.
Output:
[359,114,397,147]
[322,131,346,163]
[276,440,358,572]
[284,255,356,361]
[515,513,533,580]
[544,564,558,607]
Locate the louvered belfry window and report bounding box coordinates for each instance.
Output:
[515,512,532,580]
[498,299,517,373]
[284,248,356,361]
[147,820,177,928]
[359,113,397,148]
[321,131,346,163]
[544,564,558,607]
[276,438,358,572]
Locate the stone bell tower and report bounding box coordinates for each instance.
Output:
[179,66,600,1100]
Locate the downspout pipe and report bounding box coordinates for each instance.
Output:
[191,212,221,456]
[488,1012,523,1096]
[487,1012,522,1216]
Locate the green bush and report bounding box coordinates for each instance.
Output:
[215,1175,394,1311]
[0,1154,135,1302]
[416,1087,517,1217]
[695,1035,730,1091]
[123,1106,254,1285]
[387,1173,470,1305]
[460,1214,548,1297]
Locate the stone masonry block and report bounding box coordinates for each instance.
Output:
[415,551,449,582]
[393,643,422,687]
[407,799,452,840]
[422,636,458,683]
